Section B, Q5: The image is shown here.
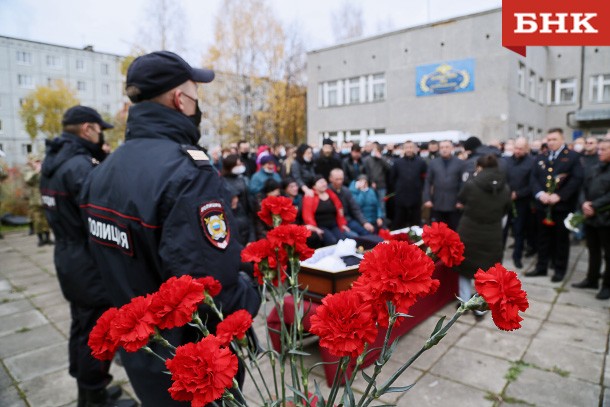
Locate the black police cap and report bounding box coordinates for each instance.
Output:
[62,106,114,129]
[126,51,215,102]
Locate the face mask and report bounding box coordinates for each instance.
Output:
[531,149,539,155]
[263,167,274,174]
[341,148,350,155]
[280,148,286,157]
[188,104,202,128]
[503,151,513,157]
[303,157,312,163]
[232,165,246,175]
[573,144,584,153]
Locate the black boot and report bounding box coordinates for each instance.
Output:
[37,233,44,247]
[44,232,54,245]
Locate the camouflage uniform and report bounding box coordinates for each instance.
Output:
[25,157,52,245]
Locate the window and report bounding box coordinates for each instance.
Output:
[46,55,61,68]
[0,119,2,131]
[76,59,85,71]
[101,63,109,75]
[347,77,360,104]
[22,143,32,155]
[47,77,53,86]
[516,124,524,138]
[538,77,545,105]
[517,62,526,95]
[527,126,535,139]
[548,78,576,104]
[528,70,536,100]
[318,84,323,107]
[18,74,34,89]
[102,83,110,95]
[371,74,386,101]
[590,74,610,103]
[102,103,110,112]
[16,51,32,65]
[77,81,86,92]
[19,98,26,106]
[327,81,338,106]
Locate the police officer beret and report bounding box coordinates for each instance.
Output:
[62,106,114,129]
[126,51,215,102]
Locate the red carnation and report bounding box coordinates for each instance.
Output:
[378,229,410,242]
[474,263,529,331]
[258,195,297,227]
[197,276,222,297]
[310,289,378,357]
[242,239,287,285]
[216,309,253,345]
[88,307,120,360]
[166,335,238,406]
[267,224,314,260]
[111,295,156,352]
[422,222,465,267]
[241,239,276,264]
[147,276,205,330]
[352,241,439,327]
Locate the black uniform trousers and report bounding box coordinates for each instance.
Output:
[504,198,533,262]
[535,209,570,278]
[584,224,610,288]
[431,210,461,231]
[69,304,112,390]
[393,202,422,229]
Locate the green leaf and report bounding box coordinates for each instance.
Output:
[313,380,327,406]
[361,370,375,385]
[286,384,308,400]
[394,313,413,319]
[430,316,446,337]
[382,384,415,393]
[288,349,311,356]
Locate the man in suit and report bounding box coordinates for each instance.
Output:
[526,128,583,282]
[390,141,427,228]
[423,140,464,230]
[572,139,610,300]
[503,137,535,269]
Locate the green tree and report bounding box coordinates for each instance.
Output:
[203,0,288,142]
[19,80,79,140]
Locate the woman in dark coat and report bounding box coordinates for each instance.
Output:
[455,154,511,317]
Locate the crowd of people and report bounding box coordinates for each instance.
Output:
[7,49,607,406]
[210,130,610,303]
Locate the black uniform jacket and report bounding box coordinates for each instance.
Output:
[583,162,610,228]
[504,154,534,199]
[40,133,111,307]
[80,102,259,315]
[531,147,584,213]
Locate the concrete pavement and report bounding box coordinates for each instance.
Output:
[1,231,608,406]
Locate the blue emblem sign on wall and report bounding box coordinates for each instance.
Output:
[416,58,475,97]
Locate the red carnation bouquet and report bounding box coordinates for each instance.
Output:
[88,197,528,407]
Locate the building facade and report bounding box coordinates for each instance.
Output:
[306,9,610,147]
[0,36,124,165]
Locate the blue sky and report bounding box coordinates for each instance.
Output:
[0,0,501,64]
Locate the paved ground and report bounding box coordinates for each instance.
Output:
[0,231,608,406]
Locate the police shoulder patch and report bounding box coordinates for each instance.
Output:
[199,200,230,250]
[181,145,210,168]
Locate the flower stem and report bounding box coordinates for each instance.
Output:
[326,357,349,407]
[141,345,166,364]
[372,306,467,401]
[152,329,176,351]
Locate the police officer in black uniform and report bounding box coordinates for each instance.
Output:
[40,106,134,407]
[80,51,261,406]
[526,128,583,282]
